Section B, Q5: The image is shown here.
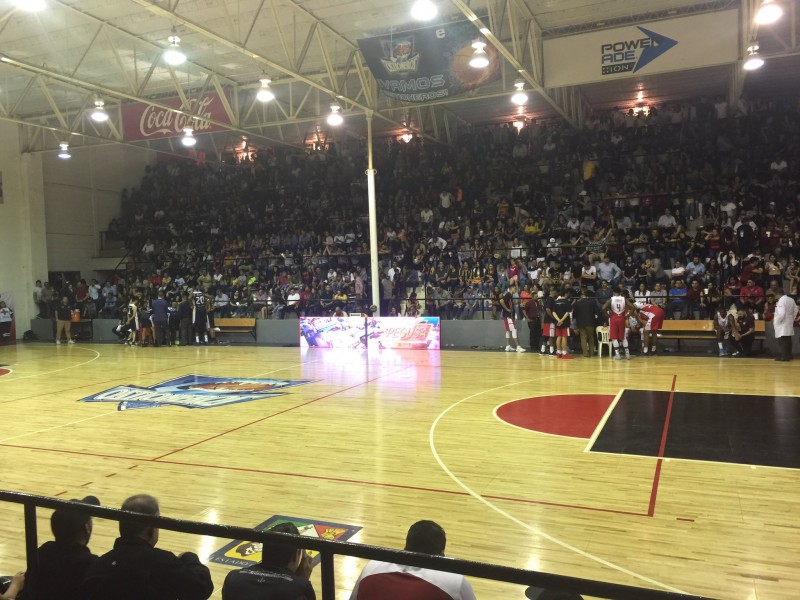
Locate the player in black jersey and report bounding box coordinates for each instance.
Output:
[192,289,209,345]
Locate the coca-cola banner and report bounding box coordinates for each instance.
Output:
[121,93,232,142]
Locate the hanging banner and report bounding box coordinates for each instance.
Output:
[357,20,500,103]
[543,10,739,88]
[121,93,232,142]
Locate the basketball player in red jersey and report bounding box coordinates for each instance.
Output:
[603,286,634,360]
[633,301,665,357]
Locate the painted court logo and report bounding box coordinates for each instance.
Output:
[210,515,361,568]
[600,26,678,75]
[79,374,314,411]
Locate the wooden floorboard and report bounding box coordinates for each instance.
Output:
[0,343,798,599]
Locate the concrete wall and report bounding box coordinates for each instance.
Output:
[43,144,153,279]
[0,122,47,332]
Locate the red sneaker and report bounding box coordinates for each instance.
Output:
[561,354,573,360]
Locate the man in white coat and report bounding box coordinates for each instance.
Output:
[773,287,798,361]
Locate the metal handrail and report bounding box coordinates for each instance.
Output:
[0,490,710,600]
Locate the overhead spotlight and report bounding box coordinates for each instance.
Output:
[469,41,490,69]
[181,127,197,147]
[164,30,186,66]
[90,99,109,122]
[754,0,783,25]
[410,0,437,21]
[400,132,413,143]
[510,80,528,105]
[327,104,343,126]
[743,44,765,70]
[13,0,46,11]
[256,78,275,102]
[57,142,71,160]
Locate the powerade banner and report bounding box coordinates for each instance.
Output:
[357,21,500,103]
[79,374,314,410]
[300,317,440,350]
[543,10,739,87]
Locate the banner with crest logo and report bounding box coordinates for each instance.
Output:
[357,20,500,104]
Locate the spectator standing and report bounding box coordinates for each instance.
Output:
[83,494,213,600]
[349,520,477,600]
[54,297,74,345]
[522,288,541,352]
[221,522,314,600]
[773,288,798,361]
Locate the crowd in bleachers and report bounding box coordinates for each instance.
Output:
[38,95,799,333]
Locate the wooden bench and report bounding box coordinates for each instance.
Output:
[657,319,765,352]
[214,317,257,341]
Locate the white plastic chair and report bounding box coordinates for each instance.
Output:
[596,325,613,358]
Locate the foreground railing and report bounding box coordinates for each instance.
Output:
[0,490,711,600]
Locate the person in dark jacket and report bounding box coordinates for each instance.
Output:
[572,287,598,358]
[151,291,170,347]
[28,495,100,600]
[83,494,213,600]
[221,521,315,600]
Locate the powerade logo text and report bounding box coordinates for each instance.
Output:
[600,26,678,75]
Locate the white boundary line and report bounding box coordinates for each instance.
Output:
[429,372,690,595]
[584,388,625,452]
[0,411,119,443]
[0,347,101,384]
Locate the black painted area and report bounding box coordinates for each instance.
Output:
[590,390,671,456]
[664,393,800,469]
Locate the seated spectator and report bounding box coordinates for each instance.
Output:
[668,280,687,318]
[595,256,621,285]
[221,522,314,600]
[0,573,24,600]
[349,520,476,600]
[83,494,213,600]
[740,278,765,315]
[32,495,100,600]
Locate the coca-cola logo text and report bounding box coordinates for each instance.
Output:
[139,97,216,137]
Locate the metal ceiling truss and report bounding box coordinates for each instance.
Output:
[448,0,583,127]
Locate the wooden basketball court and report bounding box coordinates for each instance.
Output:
[0,343,798,599]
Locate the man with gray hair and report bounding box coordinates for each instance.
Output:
[84,494,213,600]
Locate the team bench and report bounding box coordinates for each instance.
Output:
[657,319,765,352]
[214,317,257,341]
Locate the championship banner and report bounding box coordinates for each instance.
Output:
[543,10,739,88]
[121,93,232,142]
[300,317,440,350]
[357,20,500,103]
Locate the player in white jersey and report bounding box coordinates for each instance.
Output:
[603,287,633,360]
[713,305,733,356]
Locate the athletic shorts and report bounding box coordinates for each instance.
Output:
[555,326,570,337]
[503,317,516,333]
[609,314,626,341]
[542,323,556,337]
[643,313,663,331]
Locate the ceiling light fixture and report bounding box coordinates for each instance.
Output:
[743,44,765,70]
[754,0,783,25]
[57,142,71,159]
[90,99,109,122]
[327,104,343,126]
[510,80,528,105]
[256,78,275,102]
[13,0,46,11]
[410,0,437,21]
[469,41,490,69]
[164,30,187,66]
[181,127,197,147]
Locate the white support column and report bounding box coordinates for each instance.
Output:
[365,111,380,314]
[0,121,47,336]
